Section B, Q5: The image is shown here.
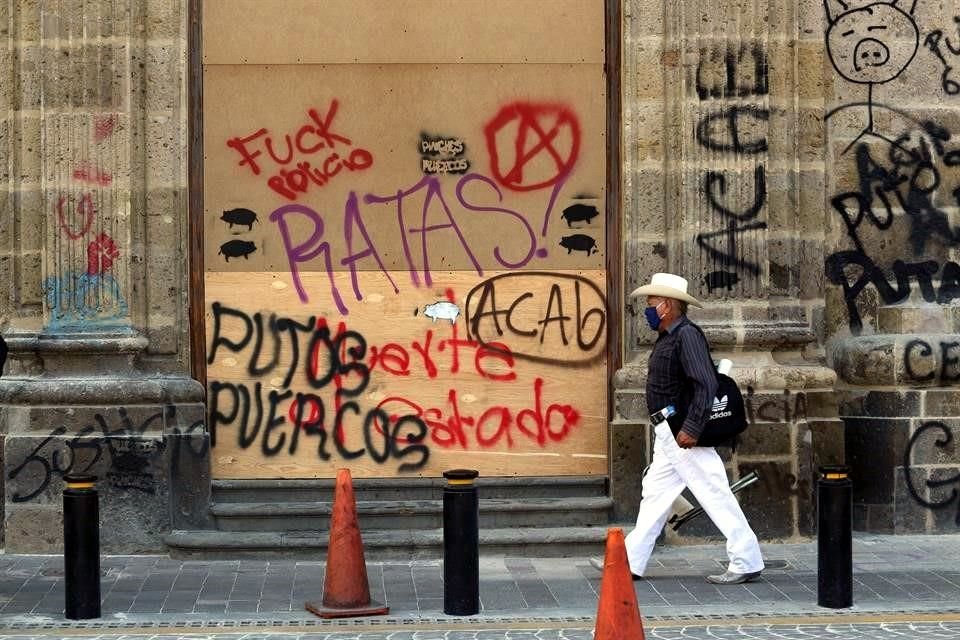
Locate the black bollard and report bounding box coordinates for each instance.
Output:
[63,473,101,620]
[442,469,479,616]
[817,465,852,608]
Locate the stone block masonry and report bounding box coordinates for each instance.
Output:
[617,0,960,539]
[0,1,206,552]
[3,0,960,552]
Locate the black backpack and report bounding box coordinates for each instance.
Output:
[669,323,748,447]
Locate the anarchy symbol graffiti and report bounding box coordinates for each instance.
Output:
[483,102,581,192]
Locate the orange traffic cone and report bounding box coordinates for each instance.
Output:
[594,527,645,639]
[305,469,389,618]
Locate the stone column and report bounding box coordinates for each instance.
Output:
[831,303,960,532]
[0,1,209,552]
[614,0,841,539]
[821,0,960,533]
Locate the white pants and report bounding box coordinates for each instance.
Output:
[625,422,764,576]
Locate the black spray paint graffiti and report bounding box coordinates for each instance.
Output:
[825,120,960,333]
[830,121,960,256]
[704,270,739,292]
[902,338,960,382]
[693,45,770,285]
[6,406,207,503]
[743,387,809,425]
[219,239,258,262]
[219,209,259,263]
[207,303,430,472]
[560,204,599,228]
[558,234,598,255]
[419,133,470,175]
[463,272,607,366]
[925,18,960,96]
[827,252,960,332]
[904,421,960,525]
[824,0,920,153]
[695,44,769,100]
[221,208,260,231]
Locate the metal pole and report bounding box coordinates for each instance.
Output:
[670,470,760,530]
[442,469,479,616]
[63,473,100,620]
[817,465,852,609]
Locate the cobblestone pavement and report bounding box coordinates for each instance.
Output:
[6,621,960,639]
[4,534,960,635]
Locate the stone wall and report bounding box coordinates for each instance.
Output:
[0,1,208,552]
[822,0,960,533]
[615,0,960,538]
[3,0,960,552]
[611,0,958,539]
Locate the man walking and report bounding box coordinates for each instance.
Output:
[596,272,763,584]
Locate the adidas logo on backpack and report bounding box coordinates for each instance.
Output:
[710,395,732,420]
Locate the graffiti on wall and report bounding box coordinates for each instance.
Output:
[224,102,600,315]
[6,406,206,503]
[824,119,960,333]
[206,297,595,474]
[904,421,960,524]
[925,17,960,96]
[464,272,606,364]
[226,100,375,202]
[207,76,608,477]
[743,387,809,425]
[822,0,960,334]
[903,338,960,383]
[45,114,128,329]
[420,134,470,175]
[820,3,960,525]
[693,44,769,290]
[824,0,920,153]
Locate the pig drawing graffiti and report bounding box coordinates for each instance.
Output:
[221,208,259,231]
[560,204,600,228]
[824,0,921,152]
[419,301,461,324]
[559,234,598,256]
[219,240,257,262]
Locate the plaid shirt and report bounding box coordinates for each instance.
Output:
[645,316,718,440]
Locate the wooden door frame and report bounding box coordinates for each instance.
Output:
[604,0,623,421]
[188,0,206,387]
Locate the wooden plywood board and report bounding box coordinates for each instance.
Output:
[203,64,607,281]
[206,270,608,478]
[203,0,605,65]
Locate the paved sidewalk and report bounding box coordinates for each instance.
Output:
[2,533,960,631]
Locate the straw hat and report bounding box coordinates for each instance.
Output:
[629,272,702,307]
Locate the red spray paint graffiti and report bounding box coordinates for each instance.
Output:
[483,102,581,192]
[86,233,120,275]
[376,377,581,450]
[93,115,117,143]
[226,100,374,201]
[72,162,113,187]
[56,194,96,240]
[207,302,584,462]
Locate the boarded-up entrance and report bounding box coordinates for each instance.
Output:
[201,0,609,478]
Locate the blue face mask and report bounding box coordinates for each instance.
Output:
[644,302,664,330]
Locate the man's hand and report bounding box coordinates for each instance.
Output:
[676,431,698,449]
